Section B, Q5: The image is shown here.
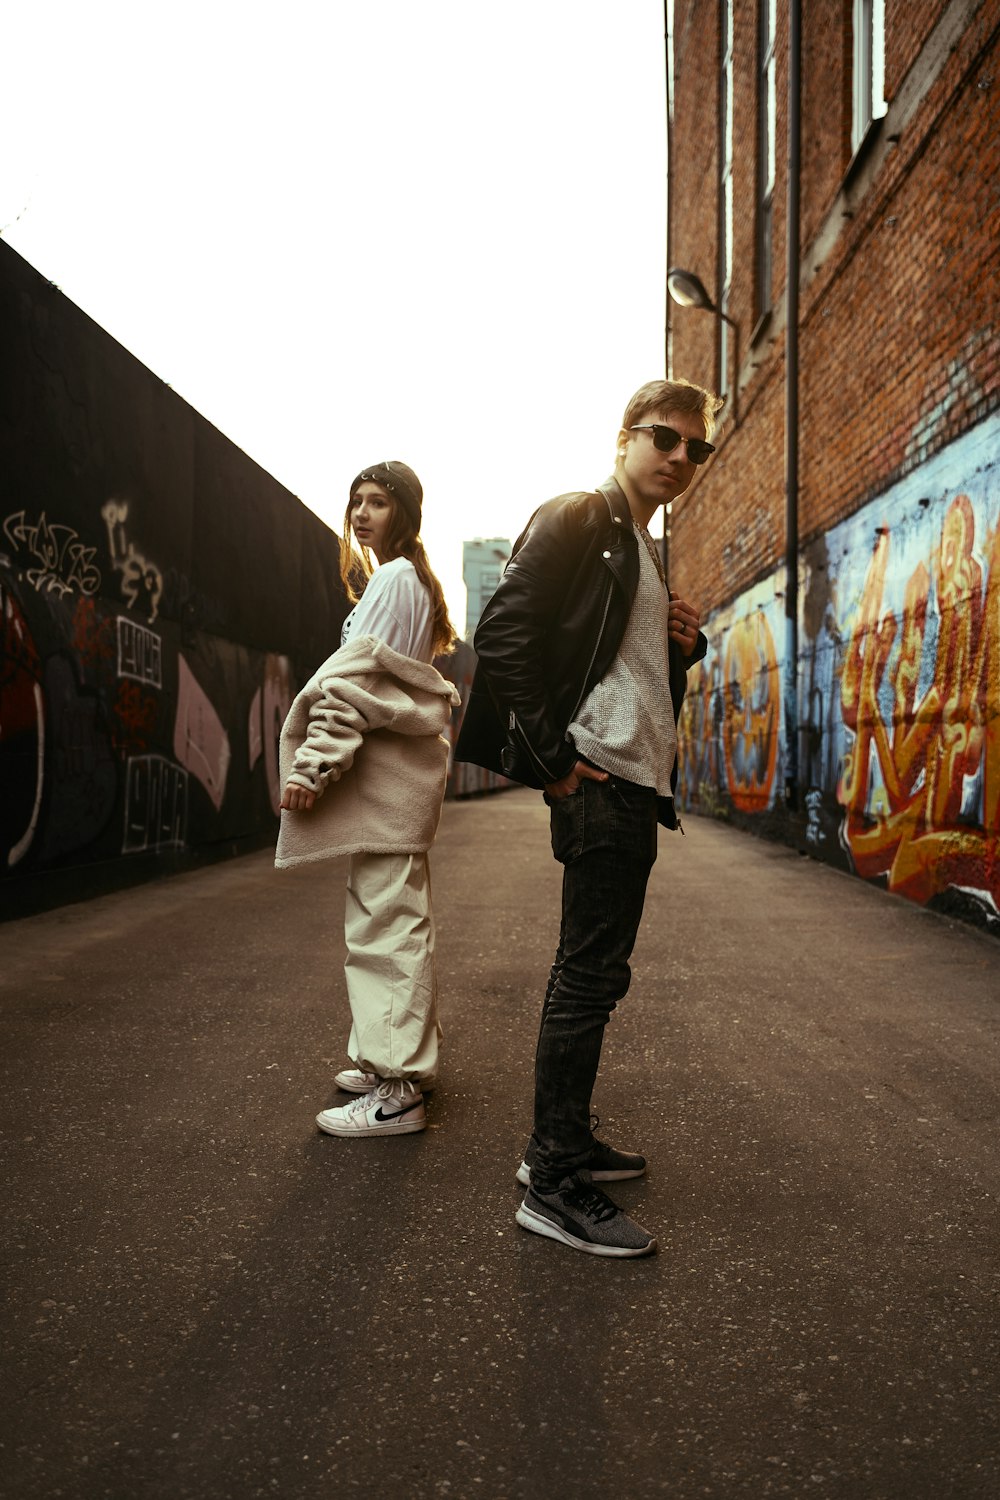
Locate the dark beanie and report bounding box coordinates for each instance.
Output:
[350,461,423,532]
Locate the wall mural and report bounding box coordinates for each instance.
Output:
[677,413,1000,931]
[679,574,784,823]
[1,484,494,900]
[1,493,296,886]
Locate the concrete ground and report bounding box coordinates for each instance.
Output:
[2,788,998,1500]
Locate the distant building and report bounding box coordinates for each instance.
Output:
[463,537,511,639]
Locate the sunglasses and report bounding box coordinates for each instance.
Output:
[629,425,715,465]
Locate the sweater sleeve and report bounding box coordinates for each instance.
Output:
[284,683,373,796]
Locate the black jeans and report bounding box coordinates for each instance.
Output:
[530,774,659,1194]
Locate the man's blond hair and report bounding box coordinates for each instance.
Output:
[621,379,723,440]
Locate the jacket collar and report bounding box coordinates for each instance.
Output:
[596,475,630,527]
[595,476,639,597]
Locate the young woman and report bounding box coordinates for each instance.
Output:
[275,461,458,1138]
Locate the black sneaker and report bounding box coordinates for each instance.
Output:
[515,1171,656,1258]
[515,1135,646,1186]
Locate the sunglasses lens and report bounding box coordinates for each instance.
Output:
[643,425,714,463]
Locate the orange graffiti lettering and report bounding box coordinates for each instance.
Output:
[722,611,780,813]
[839,495,999,905]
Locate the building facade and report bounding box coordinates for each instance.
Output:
[463,537,511,639]
[666,0,999,931]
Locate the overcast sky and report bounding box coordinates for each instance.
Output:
[2,0,669,628]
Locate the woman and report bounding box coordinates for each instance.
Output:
[275,461,458,1138]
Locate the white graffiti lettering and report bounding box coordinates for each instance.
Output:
[3,509,102,597]
[101,498,163,622]
[123,755,188,853]
[117,616,162,688]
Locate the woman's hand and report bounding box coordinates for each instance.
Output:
[281,784,316,812]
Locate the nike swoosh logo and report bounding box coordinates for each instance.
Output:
[374,1100,422,1122]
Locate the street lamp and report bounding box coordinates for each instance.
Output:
[667,267,741,428]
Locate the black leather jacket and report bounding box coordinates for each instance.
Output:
[455,477,707,824]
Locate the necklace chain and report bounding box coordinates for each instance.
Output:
[633,520,666,586]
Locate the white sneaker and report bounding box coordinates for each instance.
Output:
[316,1079,426,1137]
[334,1067,437,1094]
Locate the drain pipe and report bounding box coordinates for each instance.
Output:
[784,0,801,814]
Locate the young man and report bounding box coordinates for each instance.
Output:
[456,378,721,1258]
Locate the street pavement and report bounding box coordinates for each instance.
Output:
[2,788,998,1500]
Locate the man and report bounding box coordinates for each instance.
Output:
[456,378,721,1258]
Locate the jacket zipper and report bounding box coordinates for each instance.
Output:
[570,571,614,721]
[509,709,559,781]
[511,497,620,781]
[512,566,614,780]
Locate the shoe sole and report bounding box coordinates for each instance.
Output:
[515,1201,656,1258]
[335,1074,438,1094]
[316,1115,426,1138]
[515,1159,645,1187]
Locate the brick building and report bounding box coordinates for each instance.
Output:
[665,0,999,931]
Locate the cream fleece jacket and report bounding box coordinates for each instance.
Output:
[274,634,461,867]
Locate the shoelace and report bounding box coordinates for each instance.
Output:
[350,1079,415,1113]
[588,1113,613,1156]
[561,1183,619,1223]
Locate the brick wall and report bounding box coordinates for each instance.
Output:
[666,0,1000,933]
[669,0,999,605]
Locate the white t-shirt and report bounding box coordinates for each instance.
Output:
[340,556,435,663]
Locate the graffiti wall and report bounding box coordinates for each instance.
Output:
[1,241,347,916]
[677,413,1000,933]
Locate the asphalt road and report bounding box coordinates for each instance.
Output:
[2,789,998,1500]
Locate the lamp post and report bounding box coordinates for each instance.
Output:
[667,267,741,429]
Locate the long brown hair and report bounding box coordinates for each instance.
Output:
[339,484,455,657]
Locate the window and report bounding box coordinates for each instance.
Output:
[852,0,887,153]
[755,0,777,325]
[719,0,734,398]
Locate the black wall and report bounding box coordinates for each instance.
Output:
[1,240,348,917]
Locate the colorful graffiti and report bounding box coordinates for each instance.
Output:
[2,243,356,911]
[722,610,780,813]
[677,578,784,818]
[0,583,45,868]
[839,493,998,906]
[3,493,312,887]
[678,412,1000,929]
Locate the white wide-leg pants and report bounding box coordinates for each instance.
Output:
[344,851,440,1084]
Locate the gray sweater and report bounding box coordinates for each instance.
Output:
[567,524,677,793]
